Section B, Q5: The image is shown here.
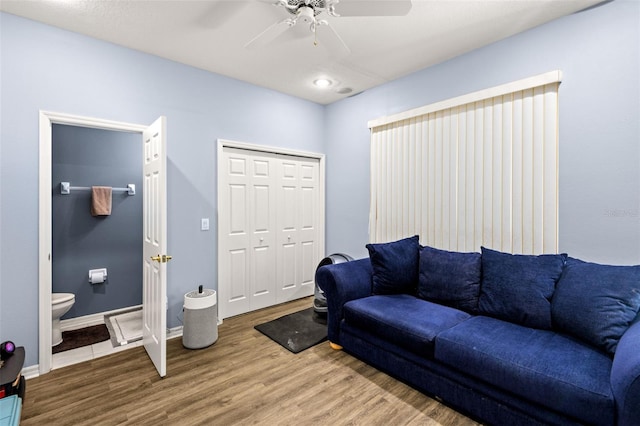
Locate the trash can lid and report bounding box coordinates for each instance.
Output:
[184,289,216,309]
[185,289,215,298]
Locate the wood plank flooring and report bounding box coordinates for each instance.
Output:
[22,297,478,425]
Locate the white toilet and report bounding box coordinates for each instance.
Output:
[51,293,75,346]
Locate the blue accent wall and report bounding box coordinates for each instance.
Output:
[1,0,638,367]
[52,124,143,318]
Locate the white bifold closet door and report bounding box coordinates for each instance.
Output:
[219,146,321,319]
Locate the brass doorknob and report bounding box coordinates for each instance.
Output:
[151,254,173,263]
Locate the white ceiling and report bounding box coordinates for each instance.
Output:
[0,0,603,104]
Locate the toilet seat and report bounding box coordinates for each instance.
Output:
[51,293,76,346]
[52,293,74,304]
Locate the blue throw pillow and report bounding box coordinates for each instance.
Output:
[418,246,481,313]
[366,235,420,295]
[552,258,640,355]
[478,247,566,329]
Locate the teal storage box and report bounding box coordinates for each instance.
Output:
[0,395,21,426]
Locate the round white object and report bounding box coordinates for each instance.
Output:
[184,289,216,310]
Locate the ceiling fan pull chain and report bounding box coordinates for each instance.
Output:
[314,24,318,46]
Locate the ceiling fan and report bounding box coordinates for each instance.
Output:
[245,0,412,54]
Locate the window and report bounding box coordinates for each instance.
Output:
[368,71,561,254]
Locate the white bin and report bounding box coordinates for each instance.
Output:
[182,287,218,349]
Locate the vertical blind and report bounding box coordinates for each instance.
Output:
[368,71,561,254]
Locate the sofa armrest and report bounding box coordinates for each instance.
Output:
[316,258,373,344]
[611,320,640,426]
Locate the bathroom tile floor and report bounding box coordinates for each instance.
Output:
[52,338,143,370]
[51,326,182,370]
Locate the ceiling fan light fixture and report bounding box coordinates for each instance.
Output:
[313,78,333,88]
[297,5,316,23]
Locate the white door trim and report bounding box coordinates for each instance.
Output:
[38,111,147,375]
[216,139,326,319]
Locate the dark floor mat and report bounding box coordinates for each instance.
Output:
[254,307,327,353]
[52,324,110,354]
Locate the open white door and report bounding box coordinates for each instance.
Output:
[142,116,168,377]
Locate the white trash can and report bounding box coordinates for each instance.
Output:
[182,286,218,349]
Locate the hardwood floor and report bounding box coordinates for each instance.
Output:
[22,297,478,425]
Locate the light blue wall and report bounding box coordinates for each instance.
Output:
[52,125,143,318]
[0,12,324,366]
[325,0,640,264]
[2,0,638,368]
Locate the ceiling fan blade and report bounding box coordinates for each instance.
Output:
[315,22,351,57]
[333,0,412,17]
[244,18,294,50]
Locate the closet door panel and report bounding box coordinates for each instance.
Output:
[280,242,297,290]
[228,249,248,303]
[298,160,319,296]
[300,240,316,289]
[277,158,300,300]
[220,150,251,317]
[249,155,277,310]
[276,155,319,302]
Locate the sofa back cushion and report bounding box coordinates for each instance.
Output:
[478,247,566,329]
[366,235,420,295]
[552,258,640,355]
[418,246,482,313]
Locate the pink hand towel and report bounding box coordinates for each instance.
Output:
[91,186,112,216]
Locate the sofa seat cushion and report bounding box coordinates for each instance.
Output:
[343,294,471,358]
[435,316,614,425]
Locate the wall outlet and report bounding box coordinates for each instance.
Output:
[201,218,209,231]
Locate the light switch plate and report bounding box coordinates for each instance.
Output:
[201,218,209,231]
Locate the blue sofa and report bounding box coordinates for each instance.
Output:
[316,236,640,426]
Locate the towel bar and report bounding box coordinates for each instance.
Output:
[60,182,135,196]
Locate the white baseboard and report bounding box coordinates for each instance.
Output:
[167,325,183,340]
[22,364,40,380]
[60,304,143,331]
[61,306,217,333]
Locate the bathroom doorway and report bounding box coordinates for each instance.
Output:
[38,111,168,377]
[50,123,142,368]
